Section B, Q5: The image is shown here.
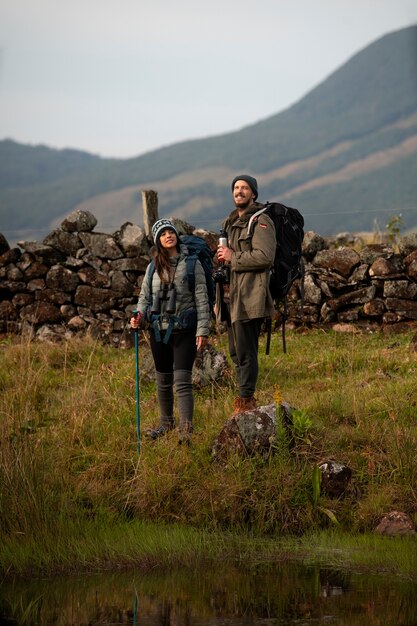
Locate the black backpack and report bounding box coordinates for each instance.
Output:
[249,202,305,353]
[148,234,215,313]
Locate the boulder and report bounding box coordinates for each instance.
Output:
[212,403,276,458]
[319,461,352,497]
[192,343,229,388]
[16,242,64,265]
[313,248,360,277]
[114,222,150,257]
[43,229,83,256]
[0,233,10,255]
[302,231,327,261]
[78,232,123,259]
[20,302,61,324]
[60,209,97,233]
[374,511,415,536]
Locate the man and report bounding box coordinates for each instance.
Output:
[217,174,276,413]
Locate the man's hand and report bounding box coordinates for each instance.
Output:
[196,335,208,351]
[217,245,232,263]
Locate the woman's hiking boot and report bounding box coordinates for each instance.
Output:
[146,423,175,440]
[178,422,193,446]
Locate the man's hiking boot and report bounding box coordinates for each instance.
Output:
[232,396,257,415]
[146,424,174,440]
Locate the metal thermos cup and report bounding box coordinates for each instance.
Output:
[219,230,228,248]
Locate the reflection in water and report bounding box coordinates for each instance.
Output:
[1,563,417,625]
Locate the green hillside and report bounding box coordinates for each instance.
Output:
[1,25,416,242]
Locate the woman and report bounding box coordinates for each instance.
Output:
[130,219,210,444]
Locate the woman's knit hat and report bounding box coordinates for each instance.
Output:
[151,219,179,247]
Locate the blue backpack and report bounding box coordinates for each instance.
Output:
[148,234,215,313]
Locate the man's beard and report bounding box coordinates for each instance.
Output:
[234,196,252,210]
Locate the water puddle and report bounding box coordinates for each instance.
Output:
[1,563,417,624]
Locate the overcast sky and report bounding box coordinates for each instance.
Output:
[1,0,417,159]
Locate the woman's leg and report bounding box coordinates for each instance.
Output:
[172,331,197,442]
[149,331,175,438]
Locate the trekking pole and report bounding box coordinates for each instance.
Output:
[134,327,141,457]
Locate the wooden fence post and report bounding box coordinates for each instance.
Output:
[141,190,159,239]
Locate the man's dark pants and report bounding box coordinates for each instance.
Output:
[227,318,263,398]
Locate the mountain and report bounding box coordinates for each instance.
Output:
[1,25,416,245]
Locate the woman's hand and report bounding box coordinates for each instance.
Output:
[130,312,143,329]
[196,335,208,351]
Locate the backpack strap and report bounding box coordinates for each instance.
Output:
[185,254,197,293]
[148,260,156,310]
[247,207,267,235]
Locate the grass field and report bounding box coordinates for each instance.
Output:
[1,324,417,577]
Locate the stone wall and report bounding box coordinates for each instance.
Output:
[1,210,417,345]
[296,231,417,329]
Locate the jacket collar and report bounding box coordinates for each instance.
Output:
[226,201,265,226]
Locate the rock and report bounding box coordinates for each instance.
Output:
[212,403,276,458]
[16,242,65,265]
[12,293,34,307]
[20,302,61,324]
[61,209,97,233]
[78,232,123,259]
[74,285,116,311]
[23,261,49,279]
[332,322,359,333]
[338,308,360,322]
[0,300,17,320]
[43,229,83,256]
[0,233,10,255]
[319,461,352,497]
[110,257,149,272]
[327,285,377,312]
[369,257,404,277]
[0,248,20,265]
[36,324,71,343]
[385,298,417,319]
[359,244,395,264]
[398,234,417,256]
[363,299,386,317]
[110,270,135,297]
[27,279,45,292]
[383,280,417,300]
[5,264,23,281]
[313,248,360,277]
[114,222,150,257]
[68,316,87,330]
[35,289,71,305]
[77,267,110,288]
[302,231,327,261]
[1,280,27,294]
[46,265,80,291]
[192,344,229,388]
[60,304,77,319]
[348,263,369,284]
[170,217,195,236]
[303,274,322,305]
[374,511,415,536]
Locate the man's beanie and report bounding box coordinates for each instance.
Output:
[231,174,258,200]
[152,219,179,247]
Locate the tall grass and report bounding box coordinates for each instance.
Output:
[1,326,417,575]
